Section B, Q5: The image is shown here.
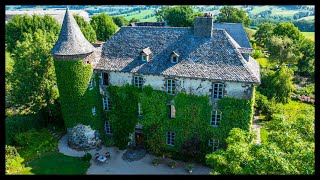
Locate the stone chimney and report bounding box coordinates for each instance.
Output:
[194,13,213,37]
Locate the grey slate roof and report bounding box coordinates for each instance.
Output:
[95,26,260,84]
[213,23,252,49]
[51,8,95,56]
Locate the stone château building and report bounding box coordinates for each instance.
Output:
[51,8,260,153]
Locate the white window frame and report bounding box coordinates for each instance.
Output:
[103,96,111,111]
[171,56,178,63]
[166,79,176,95]
[101,72,109,86]
[210,111,221,127]
[134,76,143,88]
[92,107,96,116]
[105,121,112,134]
[167,132,175,146]
[208,138,219,151]
[212,83,224,99]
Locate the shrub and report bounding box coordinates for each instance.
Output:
[255,91,269,114]
[14,129,58,162]
[152,158,160,166]
[251,49,264,59]
[5,145,30,174]
[82,153,92,162]
[168,161,177,168]
[185,164,193,172]
[5,113,45,145]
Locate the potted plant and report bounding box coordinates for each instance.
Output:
[152,158,160,166]
[168,161,177,168]
[185,164,193,173]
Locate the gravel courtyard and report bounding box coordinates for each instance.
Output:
[58,135,212,175]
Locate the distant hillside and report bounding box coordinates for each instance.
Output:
[6,5,314,31]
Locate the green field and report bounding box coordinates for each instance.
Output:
[302,32,314,41]
[122,9,156,22]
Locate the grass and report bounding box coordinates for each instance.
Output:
[282,100,314,122]
[123,9,156,22]
[301,32,314,41]
[26,152,90,175]
[260,128,268,143]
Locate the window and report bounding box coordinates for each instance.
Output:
[212,83,224,99]
[166,79,176,95]
[105,121,112,134]
[210,111,221,127]
[101,72,109,86]
[103,96,111,111]
[172,56,178,63]
[92,107,96,116]
[134,76,143,88]
[167,132,175,146]
[88,78,93,90]
[141,54,148,61]
[208,139,219,151]
[169,104,176,118]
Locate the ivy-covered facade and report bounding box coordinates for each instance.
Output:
[51,9,260,162]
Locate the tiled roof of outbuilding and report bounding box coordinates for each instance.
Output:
[95,26,260,83]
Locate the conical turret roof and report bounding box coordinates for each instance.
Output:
[51,8,95,56]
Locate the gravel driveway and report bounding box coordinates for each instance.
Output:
[59,135,212,175]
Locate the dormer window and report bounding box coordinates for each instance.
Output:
[170,51,179,63]
[140,47,152,62]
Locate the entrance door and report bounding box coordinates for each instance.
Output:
[135,132,143,147]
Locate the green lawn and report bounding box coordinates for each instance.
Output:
[301,32,314,41]
[26,152,90,175]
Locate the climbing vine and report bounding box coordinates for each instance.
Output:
[54,60,104,135]
[105,85,254,162]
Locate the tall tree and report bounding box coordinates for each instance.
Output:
[5,51,14,108]
[266,35,300,64]
[112,16,129,27]
[271,64,294,104]
[155,6,195,27]
[273,22,304,44]
[297,39,315,79]
[90,13,119,41]
[215,6,251,27]
[254,22,276,47]
[9,29,59,115]
[5,14,60,53]
[73,15,97,43]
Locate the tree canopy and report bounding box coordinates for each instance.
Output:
[273,22,304,44]
[215,6,251,27]
[5,14,60,53]
[129,17,140,24]
[254,22,276,46]
[112,16,129,27]
[73,15,97,43]
[297,39,315,78]
[9,29,59,113]
[155,6,195,27]
[90,13,119,41]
